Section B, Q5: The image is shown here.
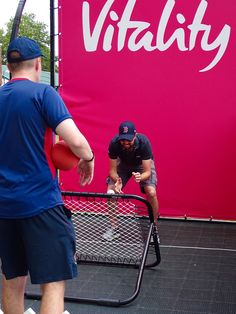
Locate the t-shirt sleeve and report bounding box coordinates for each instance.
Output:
[141,137,153,160]
[41,86,72,131]
[108,140,118,159]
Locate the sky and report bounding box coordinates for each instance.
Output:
[0,0,52,31]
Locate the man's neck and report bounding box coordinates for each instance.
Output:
[11,73,35,81]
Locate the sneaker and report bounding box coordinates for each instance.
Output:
[102,228,120,241]
[151,225,160,244]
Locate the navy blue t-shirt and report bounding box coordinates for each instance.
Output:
[108,133,154,166]
[0,79,72,218]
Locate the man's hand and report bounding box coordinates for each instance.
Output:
[114,177,123,193]
[132,172,142,183]
[77,159,94,186]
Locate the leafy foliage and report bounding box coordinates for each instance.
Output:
[0,13,50,71]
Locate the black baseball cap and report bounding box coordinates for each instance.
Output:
[7,36,43,63]
[118,121,136,141]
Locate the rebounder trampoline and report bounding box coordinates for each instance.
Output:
[25,191,161,306]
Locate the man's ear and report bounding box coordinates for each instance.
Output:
[35,57,41,71]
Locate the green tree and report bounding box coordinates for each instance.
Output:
[0,13,50,71]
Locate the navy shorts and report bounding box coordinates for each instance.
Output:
[0,205,77,284]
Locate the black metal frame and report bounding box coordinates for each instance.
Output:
[10,0,27,42]
[25,191,161,306]
[9,0,27,80]
[50,0,56,88]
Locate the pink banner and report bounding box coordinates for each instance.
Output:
[58,0,236,220]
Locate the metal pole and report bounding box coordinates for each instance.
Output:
[9,0,27,80]
[0,44,2,85]
[10,0,27,42]
[50,0,55,88]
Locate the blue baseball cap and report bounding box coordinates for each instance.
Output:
[118,121,136,141]
[7,36,43,63]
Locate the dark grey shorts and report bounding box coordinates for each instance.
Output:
[0,205,77,284]
[107,160,157,193]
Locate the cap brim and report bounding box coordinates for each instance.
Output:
[118,134,135,141]
[7,53,45,63]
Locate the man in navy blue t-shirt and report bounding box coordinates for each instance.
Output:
[0,37,94,313]
[103,121,159,241]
